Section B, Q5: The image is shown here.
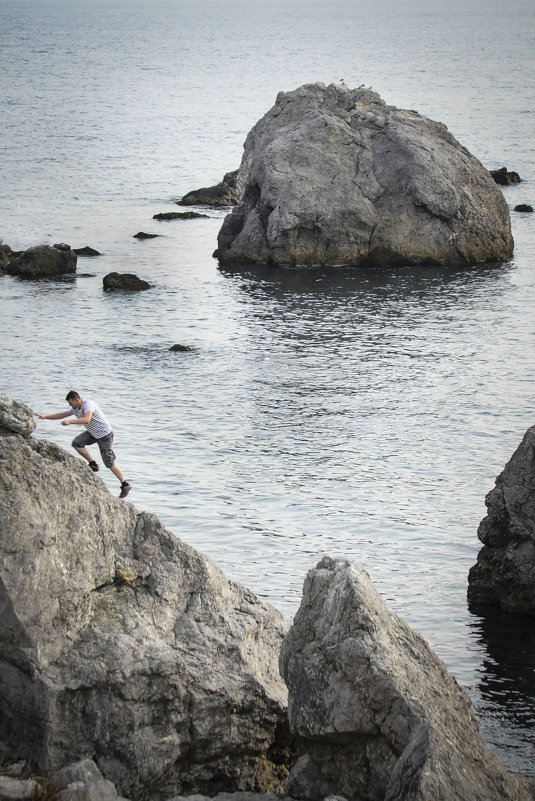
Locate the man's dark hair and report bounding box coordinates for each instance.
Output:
[65,390,81,401]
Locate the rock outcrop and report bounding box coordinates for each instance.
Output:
[178,171,238,207]
[280,556,534,801]
[468,424,535,614]
[217,82,513,268]
[103,272,151,291]
[0,395,292,800]
[5,243,77,278]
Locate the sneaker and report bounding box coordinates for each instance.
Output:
[89,461,99,472]
[119,482,132,499]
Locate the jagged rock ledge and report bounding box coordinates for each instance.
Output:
[0,394,292,800]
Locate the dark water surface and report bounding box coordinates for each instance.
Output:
[1,0,535,775]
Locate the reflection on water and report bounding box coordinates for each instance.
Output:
[468,609,535,770]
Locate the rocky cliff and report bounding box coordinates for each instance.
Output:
[0,395,292,801]
[217,82,513,268]
[280,557,535,801]
[468,423,535,614]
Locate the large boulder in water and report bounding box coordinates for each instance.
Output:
[6,243,77,278]
[280,556,534,801]
[0,395,291,800]
[217,82,513,268]
[468,424,535,614]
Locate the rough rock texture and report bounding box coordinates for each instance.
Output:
[0,395,292,801]
[468,424,535,614]
[280,556,535,801]
[178,171,238,207]
[5,244,77,278]
[102,272,151,291]
[54,758,130,801]
[0,394,36,438]
[0,774,37,800]
[217,82,513,268]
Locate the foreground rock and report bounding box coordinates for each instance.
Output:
[280,556,534,801]
[468,424,535,614]
[103,272,151,291]
[178,171,238,207]
[5,243,77,278]
[217,82,513,268]
[0,394,292,800]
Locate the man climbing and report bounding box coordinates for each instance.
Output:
[35,390,132,498]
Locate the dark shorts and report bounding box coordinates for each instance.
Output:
[72,430,116,468]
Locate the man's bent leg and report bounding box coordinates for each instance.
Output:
[72,432,97,465]
[74,445,95,463]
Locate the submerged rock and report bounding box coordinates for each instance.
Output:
[133,231,160,239]
[103,272,151,291]
[73,245,101,256]
[280,556,534,801]
[217,82,513,268]
[0,395,292,800]
[153,211,210,220]
[6,243,77,278]
[468,424,535,614]
[169,343,196,352]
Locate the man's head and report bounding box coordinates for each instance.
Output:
[65,390,82,409]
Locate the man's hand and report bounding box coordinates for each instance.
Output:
[61,419,71,426]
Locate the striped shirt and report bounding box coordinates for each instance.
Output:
[69,398,112,439]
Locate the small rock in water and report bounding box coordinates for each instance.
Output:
[153,211,209,220]
[169,343,196,352]
[103,272,151,291]
[74,245,101,256]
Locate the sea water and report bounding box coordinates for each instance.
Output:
[1,0,534,774]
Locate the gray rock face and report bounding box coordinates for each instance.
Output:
[6,244,77,278]
[468,424,535,614]
[280,557,534,801]
[0,395,291,800]
[217,82,513,268]
[0,393,36,438]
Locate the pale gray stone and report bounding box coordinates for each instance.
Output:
[56,780,119,801]
[468,423,535,613]
[0,397,291,800]
[280,556,535,801]
[0,776,36,801]
[217,82,513,268]
[0,394,36,438]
